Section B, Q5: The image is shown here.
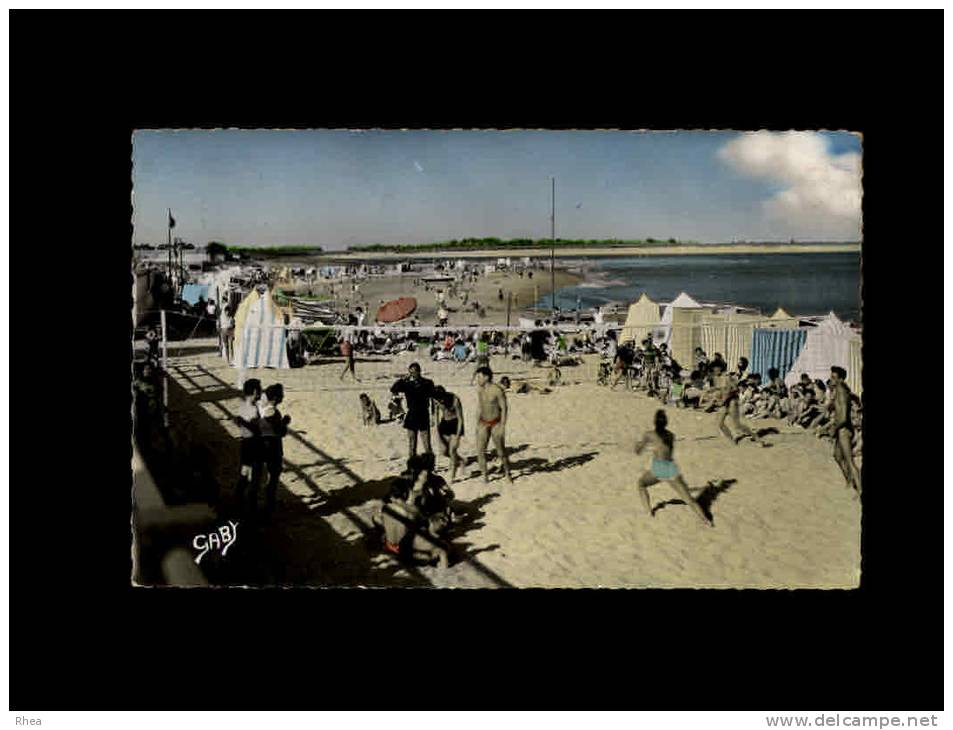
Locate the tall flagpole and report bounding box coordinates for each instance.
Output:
[167,208,173,279]
[550,177,556,313]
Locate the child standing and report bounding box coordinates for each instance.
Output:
[234,379,262,514]
[258,383,291,519]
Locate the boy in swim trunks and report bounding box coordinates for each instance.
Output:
[635,410,713,527]
[829,366,862,497]
[474,366,513,484]
[711,359,763,446]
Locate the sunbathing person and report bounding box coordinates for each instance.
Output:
[634,410,713,527]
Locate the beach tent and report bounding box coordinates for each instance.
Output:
[760,307,800,330]
[669,307,708,366]
[848,336,863,396]
[658,292,704,359]
[620,293,661,345]
[749,328,808,381]
[181,283,210,306]
[232,288,289,369]
[783,312,857,390]
[660,292,704,326]
[699,311,762,370]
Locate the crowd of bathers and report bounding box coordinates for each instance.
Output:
[602,338,863,457]
[325,326,608,365]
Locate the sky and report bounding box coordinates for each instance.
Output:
[132,129,863,249]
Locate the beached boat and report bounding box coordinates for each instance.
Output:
[377,296,417,323]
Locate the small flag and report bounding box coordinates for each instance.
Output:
[169,210,176,229]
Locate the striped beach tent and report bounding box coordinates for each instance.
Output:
[232,288,289,369]
[848,335,863,396]
[699,311,762,370]
[749,328,808,381]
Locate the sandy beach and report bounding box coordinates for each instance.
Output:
[161,345,862,589]
[283,267,583,325]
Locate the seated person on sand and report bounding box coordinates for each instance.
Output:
[794,388,821,429]
[373,454,452,568]
[681,371,705,409]
[668,373,687,408]
[807,380,831,433]
[634,410,712,527]
[740,373,763,415]
[762,368,788,419]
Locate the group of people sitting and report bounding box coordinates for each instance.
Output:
[371,452,456,568]
[603,339,863,458]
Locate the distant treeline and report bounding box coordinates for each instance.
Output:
[347,237,687,253]
[346,238,860,253]
[214,243,324,257]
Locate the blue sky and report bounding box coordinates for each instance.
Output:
[132,129,863,249]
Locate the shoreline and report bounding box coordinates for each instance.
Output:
[315,243,860,261]
[285,268,582,327]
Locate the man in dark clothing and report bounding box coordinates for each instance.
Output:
[391,362,436,460]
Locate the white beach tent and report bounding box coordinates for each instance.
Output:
[784,312,858,391]
[620,293,661,344]
[232,288,290,370]
[656,292,705,364]
[659,292,704,342]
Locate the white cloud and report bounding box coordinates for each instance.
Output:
[413,160,424,173]
[718,131,862,239]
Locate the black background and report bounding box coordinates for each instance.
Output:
[9,10,943,710]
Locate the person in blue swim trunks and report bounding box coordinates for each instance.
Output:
[634,410,713,527]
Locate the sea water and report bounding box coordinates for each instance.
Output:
[542,252,862,322]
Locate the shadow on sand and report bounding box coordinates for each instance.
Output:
[507,451,599,478]
[162,363,515,587]
[446,492,503,565]
[651,478,738,523]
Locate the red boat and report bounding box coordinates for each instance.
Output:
[376,296,417,323]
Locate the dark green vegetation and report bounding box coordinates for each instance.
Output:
[346,237,685,253]
[345,238,859,253]
[208,242,325,257]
